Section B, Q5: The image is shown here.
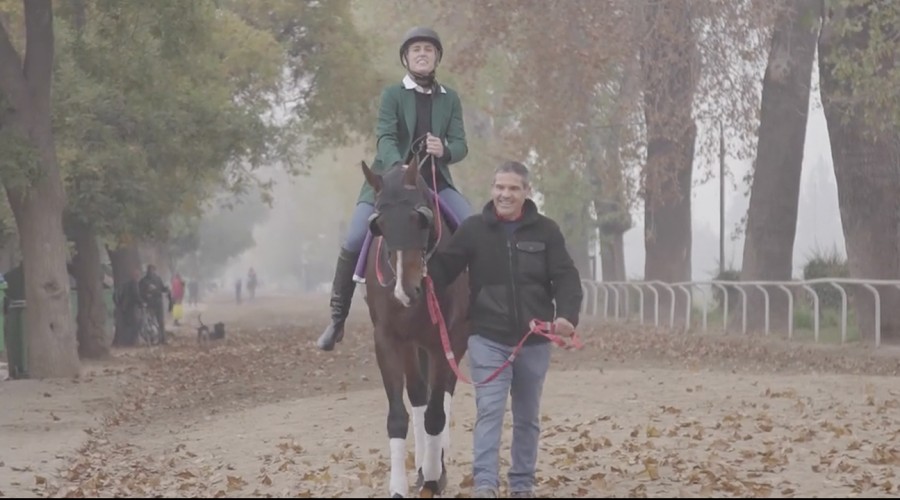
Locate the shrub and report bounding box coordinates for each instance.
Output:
[802,246,849,311]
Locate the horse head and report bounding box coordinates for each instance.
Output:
[362,160,436,307]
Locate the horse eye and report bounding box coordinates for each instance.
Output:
[413,211,430,228]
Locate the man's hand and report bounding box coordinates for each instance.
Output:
[553,317,575,338]
[425,132,444,157]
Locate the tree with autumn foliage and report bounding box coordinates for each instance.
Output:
[416,0,772,321]
[50,0,288,358]
[0,0,378,374]
[818,0,900,343]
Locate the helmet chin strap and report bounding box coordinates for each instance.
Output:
[403,52,440,88]
[408,70,436,88]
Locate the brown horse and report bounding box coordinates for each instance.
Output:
[361,159,470,498]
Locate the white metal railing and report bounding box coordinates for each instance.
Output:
[579,278,900,347]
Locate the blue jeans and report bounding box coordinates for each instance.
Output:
[342,187,473,252]
[468,334,551,494]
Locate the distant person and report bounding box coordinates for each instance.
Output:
[138,264,170,344]
[170,273,185,325]
[247,267,258,301]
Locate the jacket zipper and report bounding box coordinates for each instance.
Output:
[507,239,522,336]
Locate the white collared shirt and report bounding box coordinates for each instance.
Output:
[403,74,447,95]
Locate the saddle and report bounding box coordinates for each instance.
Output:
[353,187,462,284]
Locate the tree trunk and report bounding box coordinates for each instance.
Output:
[109,243,142,289]
[599,231,626,317]
[139,239,172,281]
[818,3,900,344]
[640,1,698,327]
[0,239,17,272]
[600,232,626,282]
[108,243,141,347]
[0,1,80,378]
[740,0,823,335]
[558,221,591,281]
[71,218,109,359]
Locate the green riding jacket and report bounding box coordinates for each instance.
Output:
[357,78,468,205]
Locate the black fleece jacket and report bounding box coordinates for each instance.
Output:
[429,199,583,346]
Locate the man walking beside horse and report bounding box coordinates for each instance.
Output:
[429,160,584,498]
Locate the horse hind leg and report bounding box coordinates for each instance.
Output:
[376,339,411,498]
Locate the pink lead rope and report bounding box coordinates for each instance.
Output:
[424,275,584,387]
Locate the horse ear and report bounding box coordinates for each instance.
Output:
[361,161,382,192]
[403,159,419,187]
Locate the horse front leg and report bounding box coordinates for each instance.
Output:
[442,375,457,461]
[420,360,450,498]
[376,337,410,498]
[404,346,429,490]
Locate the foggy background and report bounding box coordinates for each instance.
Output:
[220,61,843,290]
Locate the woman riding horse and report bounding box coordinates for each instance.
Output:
[318,27,473,352]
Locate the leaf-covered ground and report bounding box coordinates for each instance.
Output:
[3,293,900,498]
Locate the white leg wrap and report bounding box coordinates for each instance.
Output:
[412,406,427,471]
[442,393,452,456]
[422,433,443,482]
[390,438,408,497]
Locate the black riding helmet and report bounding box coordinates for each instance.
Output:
[399,27,443,66]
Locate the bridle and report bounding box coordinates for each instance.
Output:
[371,137,444,288]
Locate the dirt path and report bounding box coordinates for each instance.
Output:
[4,292,900,498]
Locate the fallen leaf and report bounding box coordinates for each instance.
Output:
[643,458,660,480]
[226,475,247,492]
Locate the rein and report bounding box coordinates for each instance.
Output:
[424,275,584,386]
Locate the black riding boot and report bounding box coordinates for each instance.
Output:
[316,248,360,351]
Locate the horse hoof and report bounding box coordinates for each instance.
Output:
[437,466,447,493]
[415,468,424,489]
[392,494,404,499]
[418,486,435,498]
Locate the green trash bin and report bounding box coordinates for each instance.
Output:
[6,300,27,379]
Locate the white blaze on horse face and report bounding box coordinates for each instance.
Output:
[393,250,412,307]
[389,438,408,497]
